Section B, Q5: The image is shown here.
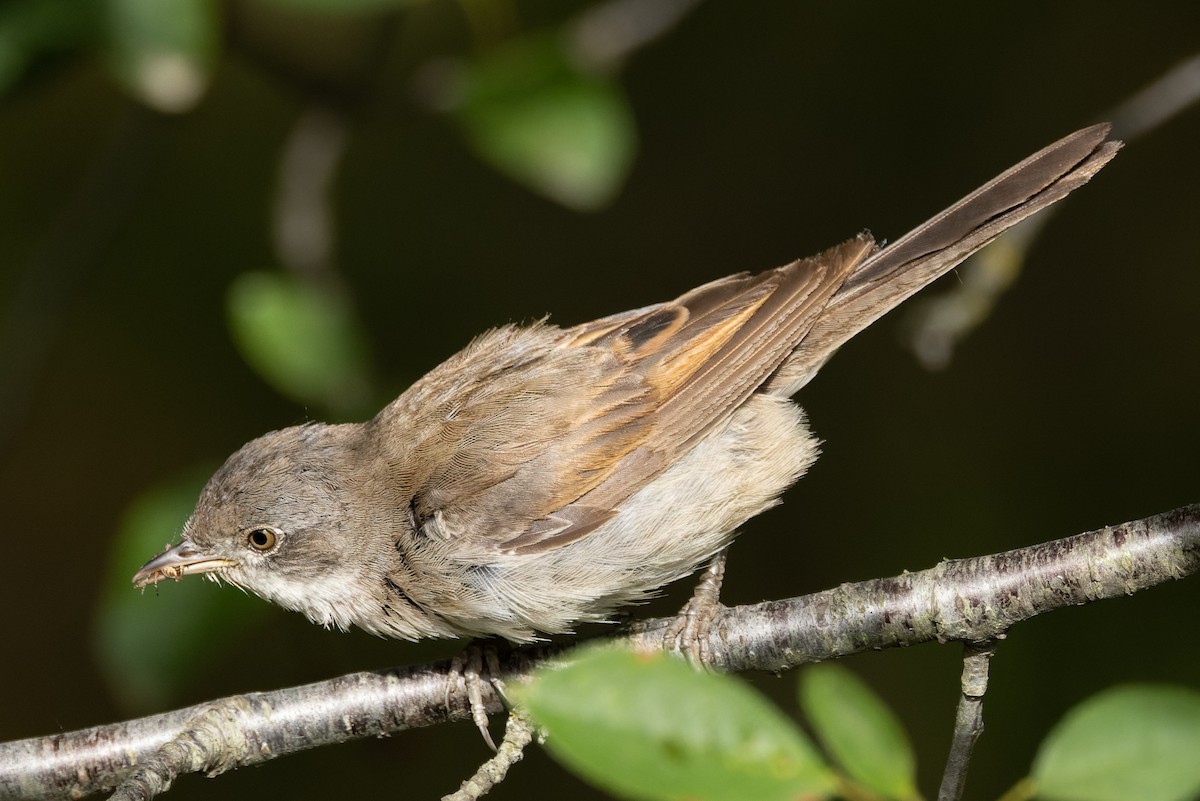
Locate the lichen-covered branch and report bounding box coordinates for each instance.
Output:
[2,504,1195,801]
[675,503,1200,672]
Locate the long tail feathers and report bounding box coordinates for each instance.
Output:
[766,124,1121,395]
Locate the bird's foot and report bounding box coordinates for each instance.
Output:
[663,547,728,667]
[446,641,505,751]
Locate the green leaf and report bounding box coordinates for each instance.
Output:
[93,468,269,713]
[226,271,374,419]
[102,0,218,112]
[1032,684,1200,801]
[455,33,637,211]
[799,664,919,800]
[516,646,835,801]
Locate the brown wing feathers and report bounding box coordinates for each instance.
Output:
[500,238,873,553]
[646,238,874,452]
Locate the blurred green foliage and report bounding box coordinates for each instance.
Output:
[0,0,637,200]
[454,32,636,210]
[227,271,375,419]
[0,0,99,95]
[103,0,218,113]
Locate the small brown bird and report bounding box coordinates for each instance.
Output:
[135,126,1118,643]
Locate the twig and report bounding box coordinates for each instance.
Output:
[1,504,1195,800]
[937,640,999,801]
[1108,52,1200,141]
[441,709,538,801]
[272,107,347,282]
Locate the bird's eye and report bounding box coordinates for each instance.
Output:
[246,527,279,552]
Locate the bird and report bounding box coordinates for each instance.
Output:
[134,125,1118,646]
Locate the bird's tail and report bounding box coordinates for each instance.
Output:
[766,123,1121,395]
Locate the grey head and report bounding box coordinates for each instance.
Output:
[133,422,381,630]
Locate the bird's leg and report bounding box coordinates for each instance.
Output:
[664,546,728,666]
[447,641,504,751]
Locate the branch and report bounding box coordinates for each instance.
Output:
[2,504,1196,801]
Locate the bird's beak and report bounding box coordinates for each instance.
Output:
[132,542,236,588]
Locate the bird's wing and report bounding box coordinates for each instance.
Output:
[380,237,873,554]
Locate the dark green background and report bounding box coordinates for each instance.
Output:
[2,2,1197,799]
